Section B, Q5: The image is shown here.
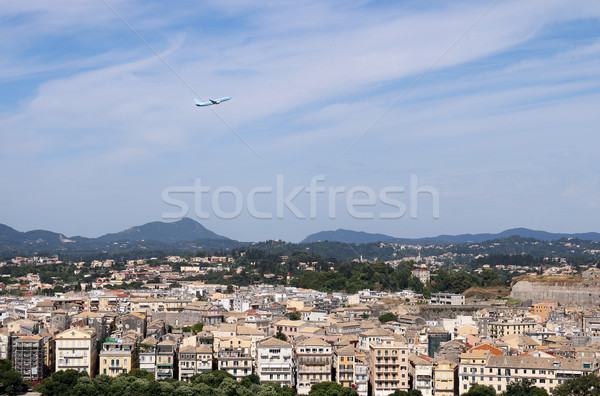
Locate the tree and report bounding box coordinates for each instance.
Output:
[35,369,89,395]
[226,284,234,294]
[462,384,497,396]
[501,379,548,396]
[127,368,155,380]
[240,374,260,387]
[378,312,398,323]
[285,312,301,320]
[388,391,422,396]
[182,322,204,334]
[275,329,288,341]
[309,381,357,396]
[552,374,600,396]
[0,360,29,395]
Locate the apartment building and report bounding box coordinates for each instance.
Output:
[12,335,44,381]
[433,359,458,396]
[41,333,55,374]
[217,343,253,380]
[99,337,137,377]
[531,301,559,322]
[55,327,98,377]
[410,355,433,396]
[358,328,391,352]
[334,345,356,389]
[178,344,213,381]
[488,321,537,339]
[430,293,465,306]
[256,337,294,387]
[460,351,599,394]
[138,337,158,375]
[368,336,410,396]
[295,337,333,395]
[354,353,369,396]
[156,339,176,380]
[0,329,11,360]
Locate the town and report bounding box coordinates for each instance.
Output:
[1,251,599,396]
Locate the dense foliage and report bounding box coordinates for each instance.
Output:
[35,369,297,396]
[462,380,551,396]
[552,374,600,396]
[307,381,357,396]
[379,312,399,323]
[0,360,30,394]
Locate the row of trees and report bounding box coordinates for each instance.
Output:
[463,376,600,396]
[4,360,597,396]
[35,370,297,396]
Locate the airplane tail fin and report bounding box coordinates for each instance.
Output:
[194,98,202,106]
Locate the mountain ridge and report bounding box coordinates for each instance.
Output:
[301,227,600,244]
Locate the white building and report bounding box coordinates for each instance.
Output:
[430,293,465,306]
[256,337,295,387]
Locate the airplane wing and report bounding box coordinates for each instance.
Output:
[194,98,213,107]
[215,97,231,103]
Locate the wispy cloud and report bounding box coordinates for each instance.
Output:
[1,0,599,240]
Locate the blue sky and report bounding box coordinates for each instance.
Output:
[1,0,600,242]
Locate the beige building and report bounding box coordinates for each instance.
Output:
[217,338,253,381]
[488,321,537,339]
[433,359,457,396]
[156,339,176,380]
[55,327,98,377]
[460,351,599,394]
[99,336,137,377]
[295,337,333,395]
[178,344,213,381]
[369,336,410,396]
[334,344,364,390]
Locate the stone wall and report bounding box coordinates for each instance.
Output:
[511,280,600,307]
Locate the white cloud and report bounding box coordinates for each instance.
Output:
[1,0,600,239]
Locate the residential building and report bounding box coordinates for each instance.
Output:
[178,344,213,381]
[369,336,410,396]
[12,335,44,381]
[138,337,158,375]
[295,337,333,395]
[354,353,369,396]
[217,343,253,380]
[334,345,356,389]
[55,327,98,377]
[410,355,433,396]
[531,301,559,322]
[430,293,465,306]
[256,337,294,387]
[433,359,458,396]
[460,353,599,394]
[156,339,176,380]
[0,329,11,360]
[99,337,137,377]
[488,321,537,339]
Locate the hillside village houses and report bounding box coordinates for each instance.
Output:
[1,268,600,395]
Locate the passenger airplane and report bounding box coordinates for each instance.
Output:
[194,97,231,107]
